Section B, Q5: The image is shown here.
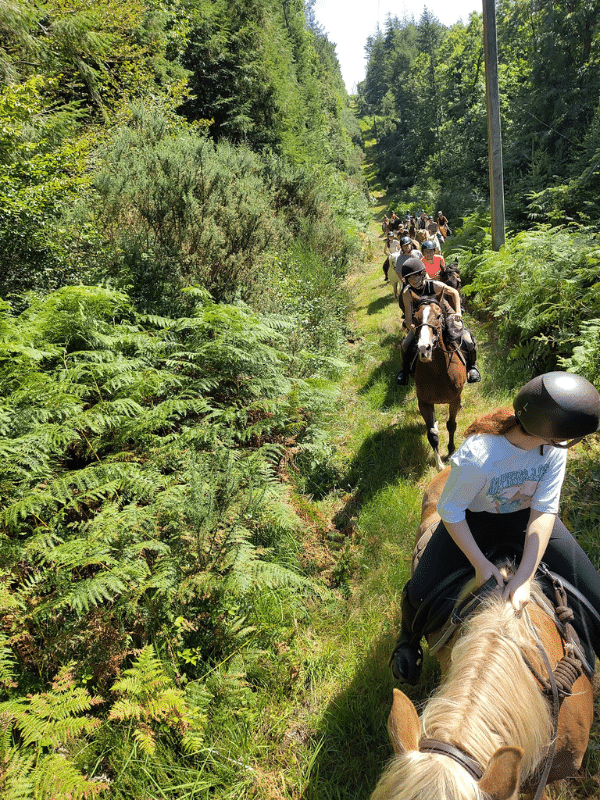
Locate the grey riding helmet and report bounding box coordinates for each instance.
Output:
[514,371,600,445]
[401,257,425,280]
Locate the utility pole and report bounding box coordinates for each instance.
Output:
[482,0,505,250]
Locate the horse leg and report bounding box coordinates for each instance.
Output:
[447,397,461,456]
[418,399,443,471]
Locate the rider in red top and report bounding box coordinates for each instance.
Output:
[421,240,445,278]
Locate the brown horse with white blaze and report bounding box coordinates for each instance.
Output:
[413,300,465,470]
[370,469,594,800]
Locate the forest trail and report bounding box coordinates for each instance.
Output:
[299,191,497,799]
[342,183,489,487]
[318,175,600,800]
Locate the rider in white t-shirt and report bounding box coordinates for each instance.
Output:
[391,372,600,685]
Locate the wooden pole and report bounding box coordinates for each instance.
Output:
[482,0,505,250]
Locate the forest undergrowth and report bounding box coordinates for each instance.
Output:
[2,136,600,800]
[4,2,600,797]
[290,147,600,798]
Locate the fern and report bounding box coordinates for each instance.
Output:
[0,284,333,792]
[3,666,102,748]
[0,666,108,799]
[0,634,17,695]
[0,745,35,800]
[33,754,106,800]
[108,645,197,755]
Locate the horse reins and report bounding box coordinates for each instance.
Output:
[416,576,585,799]
[519,573,586,800]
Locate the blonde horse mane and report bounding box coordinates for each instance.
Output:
[371,586,553,800]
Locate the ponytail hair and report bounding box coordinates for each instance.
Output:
[464,407,521,437]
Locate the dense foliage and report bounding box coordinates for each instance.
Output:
[358,4,600,382]
[358,3,600,227]
[3,0,600,796]
[0,0,367,302]
[448,222,600,383]
[0,0,370,795]
[0,283,351,796]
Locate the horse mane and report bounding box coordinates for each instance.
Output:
[414,297,439,309]
[443,317,461,347]
[422,588,552,777]
[370,585,553,800]
[443,261,461,291]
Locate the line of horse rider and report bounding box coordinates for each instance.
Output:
[381,210,481,387]
[383,209,452,240]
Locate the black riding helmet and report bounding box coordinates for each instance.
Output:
[400,235,412,247]
[401,257,425,280]
[514,371,600,446]
[421,240,436,251]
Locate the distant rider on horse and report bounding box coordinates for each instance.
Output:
[396,257,481,386]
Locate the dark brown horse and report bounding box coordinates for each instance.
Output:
[370,469,594,800]
[412,301,466,470]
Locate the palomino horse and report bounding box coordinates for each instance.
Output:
[370,469,594,800]
[412,301,465,470]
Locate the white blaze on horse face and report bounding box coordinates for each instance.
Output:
[417,305,434,361]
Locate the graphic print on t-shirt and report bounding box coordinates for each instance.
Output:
[488,464,551,512]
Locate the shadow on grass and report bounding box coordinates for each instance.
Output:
[332,340,434,532]
[366,293,398,316]
[301,634,441,800]
[332,340,459,533]
[333,420,431,533]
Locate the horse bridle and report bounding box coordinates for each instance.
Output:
[416,636,558,796]
[418,738,484,781]
[414,301,443,339]
[414,301,462,361]
[416,575,585,800]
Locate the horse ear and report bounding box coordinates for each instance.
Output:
[478,746,523,800]
[387,688,421,754]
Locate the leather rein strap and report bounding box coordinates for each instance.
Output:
[418,572,585,798]
[524,627,560,800]
[419,738,484,781]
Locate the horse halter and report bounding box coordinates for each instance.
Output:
[418,738,484,781]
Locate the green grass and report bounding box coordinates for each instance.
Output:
[253,189,600,800]
[90,144,600,800]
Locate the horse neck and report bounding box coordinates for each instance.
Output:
[422,596,553,780]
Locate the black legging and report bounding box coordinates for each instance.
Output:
[406,509,600,657]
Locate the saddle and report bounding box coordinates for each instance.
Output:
[411,528,598,676]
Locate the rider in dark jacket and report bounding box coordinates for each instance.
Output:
[396,258,481,386]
